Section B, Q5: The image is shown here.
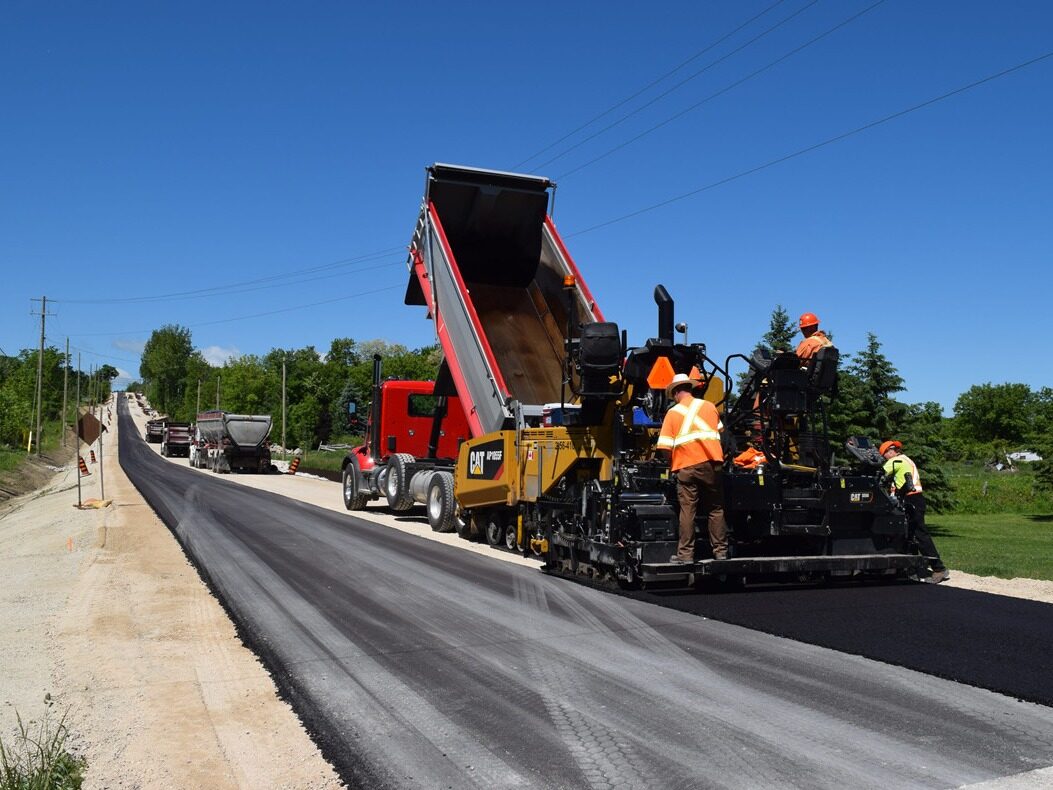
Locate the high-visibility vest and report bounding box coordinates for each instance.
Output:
[883,453,923,494]
[657,396,724,471]
[796,331,833,360]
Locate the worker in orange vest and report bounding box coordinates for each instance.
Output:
[880,439,949,583]
[796,312,834,360]
[657,373,729,564]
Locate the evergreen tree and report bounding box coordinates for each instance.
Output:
[762,305,796,353]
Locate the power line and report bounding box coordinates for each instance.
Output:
[58,259,404,306]
[68,283,406,338]
[566,49,1053,238]
[557,0,886,179]
[53,246,404,305]
[530,0,823,173]
[511,0,791,170]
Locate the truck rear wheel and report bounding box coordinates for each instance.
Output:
[385,453,415,511]
[427,472,457,532]
[342,460,369,511]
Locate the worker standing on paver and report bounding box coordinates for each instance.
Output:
[880,440,950,583]
[796,312,834,360]
[657,373,729,564]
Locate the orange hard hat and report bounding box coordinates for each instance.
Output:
[799,312,820,329]
[878,440,902,455]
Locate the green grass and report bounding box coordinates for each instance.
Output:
[0,448,21,473]
[297,449,347,474]
[946,462,1053,515]
[0,704,86,790]
[928,512,1053,581]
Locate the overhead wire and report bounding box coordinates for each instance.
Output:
[566,49,1053,238]
[529,0,824,173]
[511,0,792,170]
[557,0,886,179]
[53,246,404,305]
[68,283,406,338]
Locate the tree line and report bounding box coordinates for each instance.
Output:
[131,325,441,451]
[6,313,1047,508]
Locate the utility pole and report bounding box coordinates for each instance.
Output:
[30,296,51,456]
[196,379,201,416]
[62,338,69,447]
[282,358,287,462]
[76,353,82,508]
[215,375,221,409]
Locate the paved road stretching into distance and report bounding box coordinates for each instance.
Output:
[117,398,1053,789]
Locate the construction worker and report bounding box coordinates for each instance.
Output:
[880,440,949,583]
[657,373,729,564]
[796,312,833,360]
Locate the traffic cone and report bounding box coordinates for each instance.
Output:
[89,449,97,463]
[287,457,301,475]
[78,456,91,477]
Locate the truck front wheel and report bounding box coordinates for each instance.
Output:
[426,472,457,533]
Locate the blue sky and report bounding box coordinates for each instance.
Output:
[2,1,1050,412]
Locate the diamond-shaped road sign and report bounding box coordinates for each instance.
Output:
[77,413,107,446]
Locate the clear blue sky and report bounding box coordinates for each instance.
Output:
[2,1,1050,412]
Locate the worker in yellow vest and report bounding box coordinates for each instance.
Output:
[880,440,949,583]
[796,312,834,360]
[657,374,729,564]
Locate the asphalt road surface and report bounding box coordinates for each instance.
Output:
[117,398,1053,789]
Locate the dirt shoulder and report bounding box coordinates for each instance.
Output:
[0,398,341,789]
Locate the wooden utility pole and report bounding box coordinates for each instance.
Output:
[196,379,201,416]
[61,338,69,447]
[282,359,287,461]
[30,296,53,456]
[216,375,220,409]
[76,353,82,508]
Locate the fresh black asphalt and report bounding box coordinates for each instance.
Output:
[621,580,1053,708]
[116,396,1053,788]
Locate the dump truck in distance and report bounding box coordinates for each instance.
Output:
[160,421,192,458]
[145,418,165,444]
[195,411,273,473]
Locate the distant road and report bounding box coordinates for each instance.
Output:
[117,397,1053,789]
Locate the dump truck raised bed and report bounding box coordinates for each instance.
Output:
[341,355,472,532]
[389,163,929,586]
[195,411,273,473]
[160,421,191,458]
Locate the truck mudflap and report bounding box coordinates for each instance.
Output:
[642,553,930,578]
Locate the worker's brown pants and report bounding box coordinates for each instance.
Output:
[675,461,729,561]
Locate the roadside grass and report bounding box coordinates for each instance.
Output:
[0,704,85,790]
[928,512,1053,581]
[297,449,346,475]
[946,462,1053,515]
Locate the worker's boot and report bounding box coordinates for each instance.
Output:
[929,568,950,583]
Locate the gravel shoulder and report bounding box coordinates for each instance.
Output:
[0,398,341,789]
